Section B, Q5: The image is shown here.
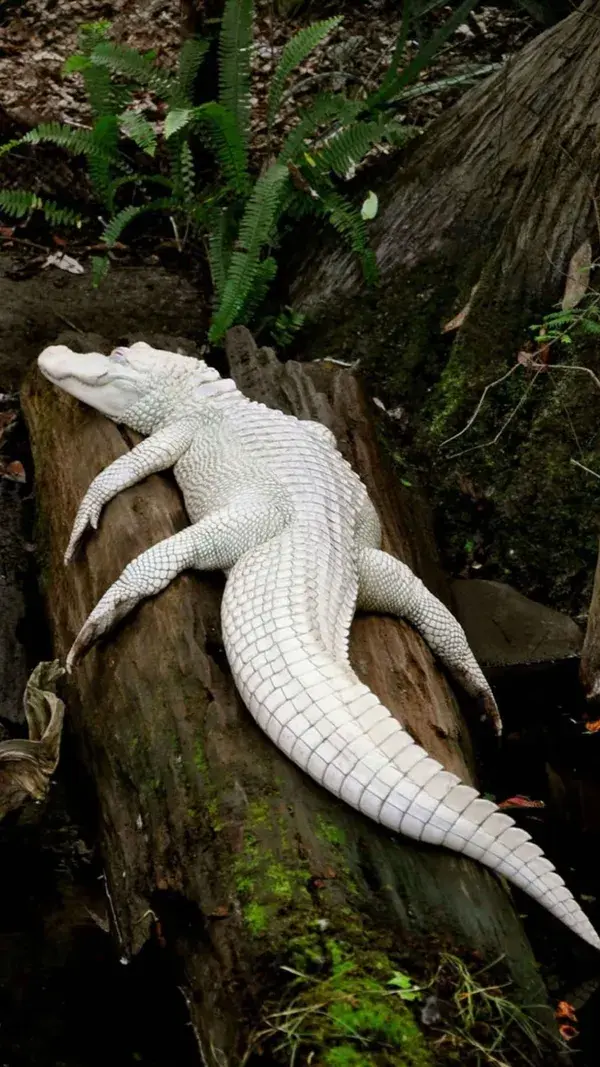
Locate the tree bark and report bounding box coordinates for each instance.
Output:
[22,329,556,1066]
[580,539,600,700]
[293,0,600,337]
[286,0,600,617]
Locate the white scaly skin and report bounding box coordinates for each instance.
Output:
[37,341,600,951]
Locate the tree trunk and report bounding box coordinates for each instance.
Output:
[288,0,600,617]
[22,328,557,1066]
[580,539,600,700]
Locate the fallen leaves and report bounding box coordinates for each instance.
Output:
[498,795,545,810]
[0,459,26,483]
[442,282,479,333]
[585,718,600,733]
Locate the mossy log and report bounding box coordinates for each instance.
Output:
[22,329,554,1065]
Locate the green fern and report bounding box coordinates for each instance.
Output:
[207,209,231,300]
[0,138,23,159]
[91,42,173,97]
[171,37,209,108]
[196,102,250,194]
[100,197,171,247]
[314,119,391,177]
[41,200,84,228]
[267,16,343,128]
[119,110,157,156]
[0,189,82,227]
[237,163,289,254]
[178,141,196,206]
[91,254,110,288]
[0,189,41,219]
[22,123,104,158]
[278,93,362,164]
[318,189,378,284]
[218,0,253,160]
[209,164,289,341]
[237,256,278,321]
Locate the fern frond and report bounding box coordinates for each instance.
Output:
[318,189,378,284]
[165,108,193,139]
[218,0,253,152]
[87,115,120,206]
[22,123,102,157]
[238,256,278,321]
[91,255,110,287]
[41,200,83,227]
[195,102,249,194]
[0,189,41,219]
[82,63,118,119]
[208,251,257,340]
[315,119,389,178]
[178,141,196,206]
[580,317,600,335]
[207,208,231,301]
[0,138,23,159]
[77,20,112,55]
[101,197,172,247]
[209,165,289,342]
[267,16,342,128]
[91,42,173,98]
[0,189,82,227]
[119,109,157,156]
[172,36,209,107]
[278,93,362,164]
[237,163,289,253]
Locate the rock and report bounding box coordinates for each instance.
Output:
[451,578,583,674]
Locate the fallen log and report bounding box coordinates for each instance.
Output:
[23,328,556,1065]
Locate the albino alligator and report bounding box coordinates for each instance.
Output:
[38,340,600,950]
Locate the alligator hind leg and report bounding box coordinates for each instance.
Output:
[67,496,288,671]
[356,546,502,736]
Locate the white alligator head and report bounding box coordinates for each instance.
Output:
[38,341,237,431]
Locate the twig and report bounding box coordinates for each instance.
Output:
[443,369,543,460]
[533,359,600,393]
[169,214,182,252]
[54,312,83,333]
[439,363,521,449]
[571,457,600,480]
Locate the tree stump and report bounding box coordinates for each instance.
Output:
[22,328,554,1065]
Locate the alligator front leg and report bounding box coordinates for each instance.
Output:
[66,496,289,671]
[357,547,502,736]
[65,420,196,563]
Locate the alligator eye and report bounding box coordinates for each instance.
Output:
[109,347,129,364]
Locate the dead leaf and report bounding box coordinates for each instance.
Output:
[556,1001,578,1022]
[0,459,26,482]
[498,795,545,809]
[562,239,592,312]
[442,282,479,333]
[0,225,15,240]
[558,1024,579,1042]
[585,719,600,732]
[42,252,85,275]
[0,660,65,821]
